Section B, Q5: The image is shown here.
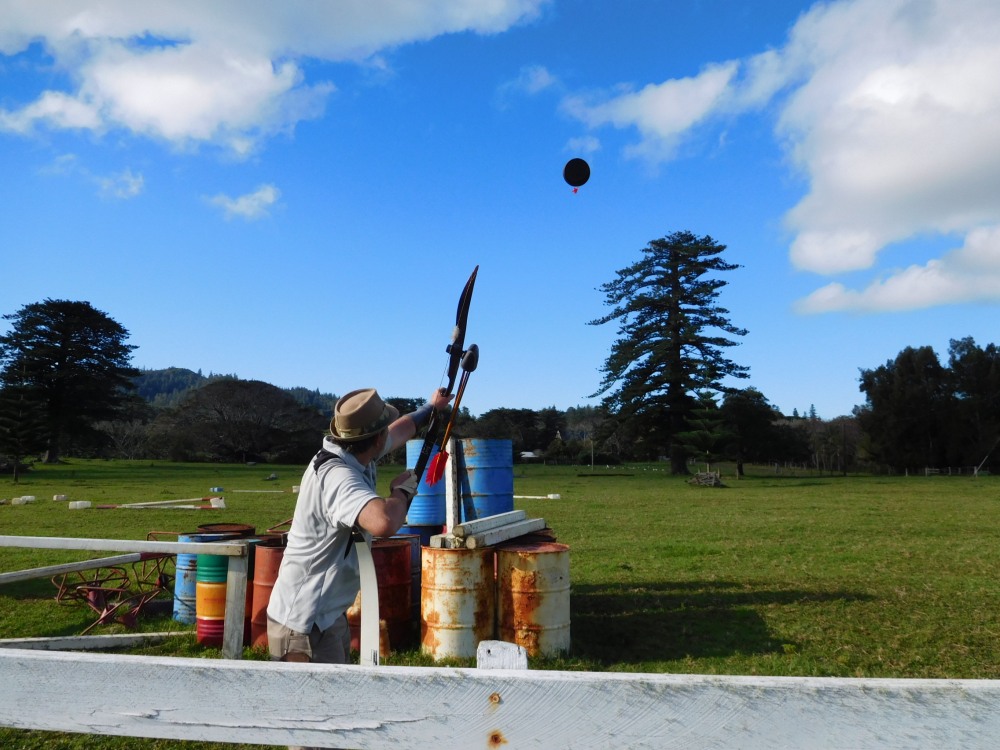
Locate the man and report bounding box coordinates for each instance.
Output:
[266,386,450,664]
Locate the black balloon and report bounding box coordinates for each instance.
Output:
[563,158,590,188]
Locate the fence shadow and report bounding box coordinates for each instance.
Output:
[569,580,872,664]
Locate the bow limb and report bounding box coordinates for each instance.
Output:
[425,344,479,486]
[410,266,479,494]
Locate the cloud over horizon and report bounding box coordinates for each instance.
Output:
[563,0,1000,314]
[0,0,548,155]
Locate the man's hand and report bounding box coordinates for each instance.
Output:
[391,470,419,501]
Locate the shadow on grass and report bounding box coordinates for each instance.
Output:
[569,580,872,665]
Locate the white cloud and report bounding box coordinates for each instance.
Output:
[96,167,144,199]
[0,0,548,154]
[0,90,102,132]
[796,224,1000,313]
[773,0,1000,279]
[208,184,281,220]
[563,61,738,162]
[561,0,1000,312]
[566,135,600,155]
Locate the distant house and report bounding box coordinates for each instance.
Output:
[520,451,540,461]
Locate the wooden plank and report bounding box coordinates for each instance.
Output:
[3,649,1000,749]
[451,511,528,538]
[0,632,184,651]
[428,534,461,549]
[0,535,246,556]
[465,519,546,549]
[476,640,528,670]
[115,497,218,507]
[445,437,460,533]
[0,552,145,585]
[222,552,249,660]
[355,536,380,666]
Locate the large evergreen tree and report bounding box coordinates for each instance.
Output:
[0,299,138,463]
[589,231,749,473]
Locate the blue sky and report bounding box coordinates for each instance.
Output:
[3,0,1000,420]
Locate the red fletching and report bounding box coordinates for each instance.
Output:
[426,450,449,486]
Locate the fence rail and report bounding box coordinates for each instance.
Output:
[0,534,248,659]
[4,536,1000,748]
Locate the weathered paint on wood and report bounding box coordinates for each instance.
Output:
[445,436,460,532]
[451,510,527,538]
[0,632,183,650]
[2,649,1000,749]
[0,535,246,556]
[464,518,546,549]
[476,639,528,670]
[0,552,146,585]
[222,551,249,660]
[0,535,249,660]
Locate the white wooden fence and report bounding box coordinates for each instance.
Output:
[0,534,249,659]
[4,535,1000,748]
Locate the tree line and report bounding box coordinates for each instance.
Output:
[2,233,999,478]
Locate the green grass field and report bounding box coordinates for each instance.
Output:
[3,460,1000,747]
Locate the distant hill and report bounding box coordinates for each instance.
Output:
[133,367,337,414]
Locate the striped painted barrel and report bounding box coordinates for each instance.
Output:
[173,532,229,624]
[195,546,230,647]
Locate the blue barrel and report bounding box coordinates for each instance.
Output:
[459,439,514,522]
[405,439,446,525]
[172,532,230,624]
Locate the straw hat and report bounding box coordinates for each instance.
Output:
[330,388,399,441]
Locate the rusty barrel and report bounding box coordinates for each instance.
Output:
[421,546,496,660]
[497,542,571,657]
[250,537,286,649]
[459,439,514,522]
[393,533,422,629]
[347,538,413,652]
[197,523,256,537]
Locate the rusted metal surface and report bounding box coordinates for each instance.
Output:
[348,538,413,652]
[421,546,496,659]
[497,542,571,657]
[250,540,284,648]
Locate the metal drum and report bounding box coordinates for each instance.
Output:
[405,439,446,525]
[347,538,413,652]
[250,537,286,649]
[497,542,571,657]
[459,439,514,522]
[173,532,229,624]
[421,546,496,660]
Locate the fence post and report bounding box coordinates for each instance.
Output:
[222,545,248,660]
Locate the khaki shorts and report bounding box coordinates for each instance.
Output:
[267,614,351,664]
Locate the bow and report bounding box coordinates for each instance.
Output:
[426,343,479,485]
[409,265,479,499]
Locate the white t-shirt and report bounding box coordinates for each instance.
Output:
[266,437,380,633]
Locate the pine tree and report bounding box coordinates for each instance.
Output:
[0,299,138,463]
[589,231,749,473]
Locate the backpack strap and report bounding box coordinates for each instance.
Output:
[311,448,361,560]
